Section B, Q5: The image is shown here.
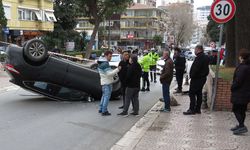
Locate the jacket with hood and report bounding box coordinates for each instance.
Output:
[98,57,119,85]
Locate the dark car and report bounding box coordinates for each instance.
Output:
[2,39,121,101]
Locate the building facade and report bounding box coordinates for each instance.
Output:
[120,3,166,49]
[2,0,56,44]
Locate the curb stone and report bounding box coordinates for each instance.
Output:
[110,101,164,150]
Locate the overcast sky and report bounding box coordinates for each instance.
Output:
[156,0,214,8]
[193,0,213,8]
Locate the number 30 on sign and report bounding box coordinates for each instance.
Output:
[211,0,236,24]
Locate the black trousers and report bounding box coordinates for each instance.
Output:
[142,72,150,89]
[150,65,157,81]
[232,103,248,127]
[123,87,140,113]
[120,84,127,107]
[189,78,206,112]
[176,70,184,91]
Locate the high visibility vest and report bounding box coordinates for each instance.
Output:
[148,52,159,65]
[139,54,151,72]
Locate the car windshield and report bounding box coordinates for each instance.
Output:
[110,55,121,62]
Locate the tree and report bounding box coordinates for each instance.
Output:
[43,0,82,50]
[206,15,225,44]
[153,35,163,46]
[163,3,194,47]
[0,0,7,40]
[77,0,133,58]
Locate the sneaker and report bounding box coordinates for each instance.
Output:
[160,108,171,112]
[146,88,150,91]
[230,125,240,131]
[141,88,145,92]
[233,126,248,135]
[102,111,111,116]
[130,112,139,116]
[117,112,128,117]
[118,106,124,109]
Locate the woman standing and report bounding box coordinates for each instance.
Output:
[231,49,250,135]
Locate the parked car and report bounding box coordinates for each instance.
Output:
[3,39,121,101]
[184,51,195,61]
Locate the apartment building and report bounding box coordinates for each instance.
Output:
[120,3,166,49]
[2,0,56,44]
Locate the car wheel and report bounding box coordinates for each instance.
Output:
[24,39,48,62]
[90,63,98,70]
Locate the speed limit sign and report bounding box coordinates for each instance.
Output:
[211,0,236,23]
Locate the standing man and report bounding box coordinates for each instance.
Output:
[139,50,151,91]
[98,51,121,116]
[118,50,130,109]
[174,47,186,93]
[148,49,160,83]
[118,54,142,116]
[160,50,174,112]
[183,45,209,115]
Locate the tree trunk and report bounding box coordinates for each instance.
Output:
[225,17,236,67]
[235,0,250,65]
[85,21,100,59]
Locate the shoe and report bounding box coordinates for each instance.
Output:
[141,88,145,92]
[117,112,128,117]
[150,80,153,82]
[233,126,248,135]
[160,108,171,112]
[159,98,164,102]
[130,112,139,116]
[230,125,240,131]
[98,110,102,113]
[183,109,195,115]
[102,111,111,116]
[174,89,182,93]
[195,110,201,114]
[146,88,150,91]
[154,80,157,83]
[118,106,124,109]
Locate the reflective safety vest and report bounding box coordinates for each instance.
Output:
[139,54,151,72]
[148,52,159,66]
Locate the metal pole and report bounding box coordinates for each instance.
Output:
[211,24,224,111]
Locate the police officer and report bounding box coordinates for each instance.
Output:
[139,50,150,91]
[148,48,159,83]
[173,47,186,93]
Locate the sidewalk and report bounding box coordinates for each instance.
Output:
[0,63,18,93]
[112,84,250,150]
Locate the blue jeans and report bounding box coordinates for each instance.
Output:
[99,84,112,113]
[162,83,170,109]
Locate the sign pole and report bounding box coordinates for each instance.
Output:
[211,24,224,111]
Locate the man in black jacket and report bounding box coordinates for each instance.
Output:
[174,47,186,93]
[183,45,209,115]
[118,54,142,116]
[118,50,130,109]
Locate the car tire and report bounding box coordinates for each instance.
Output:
[23,39,48,62]
[90,63,98,70]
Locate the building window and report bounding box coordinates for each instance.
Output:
[44,11,57,22]
[18,9,42,21]
[3,5,11,19]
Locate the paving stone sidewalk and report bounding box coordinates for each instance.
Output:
[133,86,250,150]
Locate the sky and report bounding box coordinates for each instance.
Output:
[156,0,214,8]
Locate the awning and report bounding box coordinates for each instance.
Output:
[45,11,57,22]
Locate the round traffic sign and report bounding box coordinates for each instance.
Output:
[211,0,236,23]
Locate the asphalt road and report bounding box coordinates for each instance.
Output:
[0,80,172,150]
